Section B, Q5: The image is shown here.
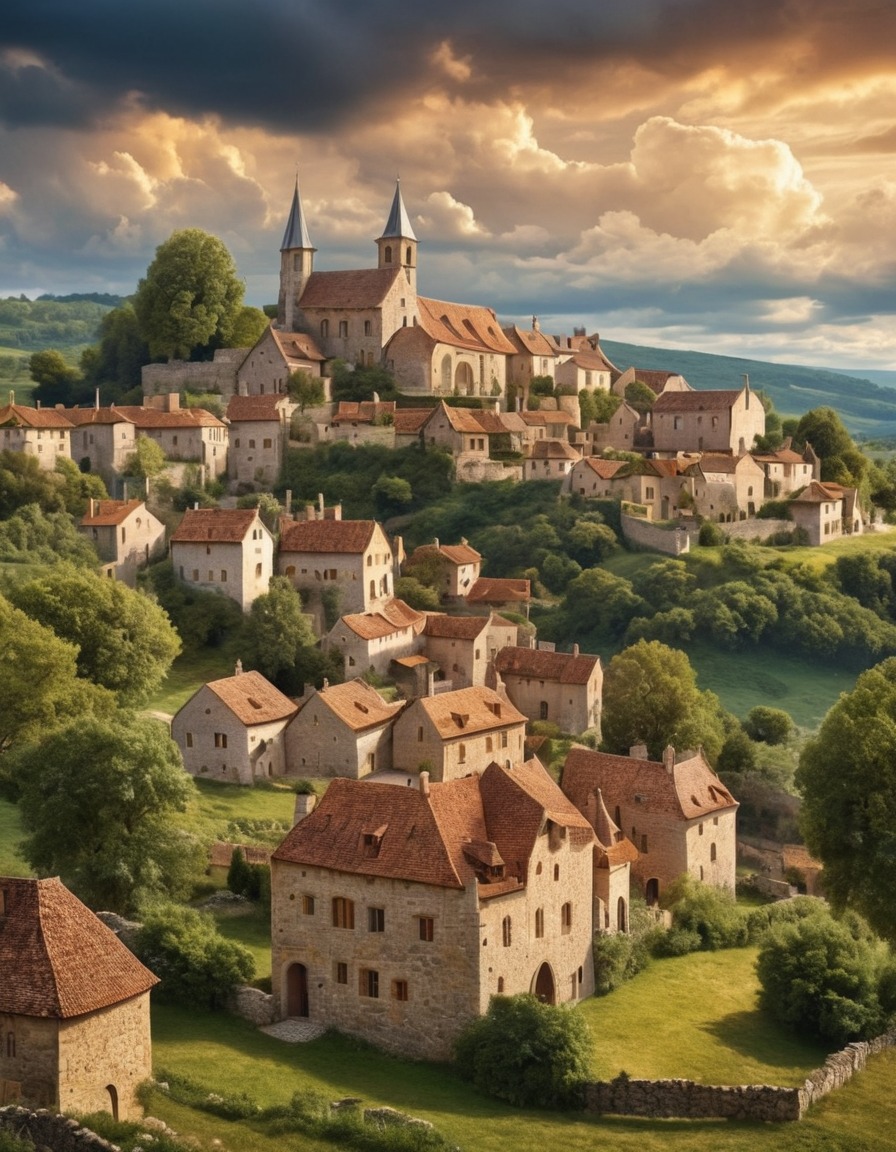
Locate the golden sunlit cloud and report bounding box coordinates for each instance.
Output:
[430,40,472,83]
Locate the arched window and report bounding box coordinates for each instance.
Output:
[710,842,717,862]
[384,245,393,264]
[320,319,329,337]
[502,916,512,947]
[534,908,544,938]
[561,902,572,934]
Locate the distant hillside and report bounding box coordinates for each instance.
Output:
[602,340,896,438]
[0,294,119,354]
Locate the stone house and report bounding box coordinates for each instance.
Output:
[325,598,427,677]
[565,455,628,498]
[284,678,405,779]
[522,438,581,481]
[391,407,432,446]
[464,576,531,614]
[421,612,518,689]
[171,667,299,785]
[788,480,855,545]
[391,685,527,781]
[518,409,577,444]
[554,345,616,394]
[562,745,738,905]
[419,401,527,463]
[650,384,765,455]
[493,644,602,736]
[502,320,561,395]
[685,452,767,522]
[236,325,326,396]
[404,539,482,601]
[0,876,157,1120]
[588,790,639,934]
[170,506,274,610]
[0,403,72,470]
[116,396,229,479]
[324,401,398,448]
[752,442,818,498]
[269,759,595,1060]
[64,406,139,484]
[577,401,641,454]
[606,458,690,521]
[78,498,166,585]
[226,393,292,487]
[278,517,396,617]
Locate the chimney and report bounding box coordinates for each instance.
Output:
[426,668,437,697]
[89,497,97,518]
[123,480,128,500]
[494,401,500,415]
[285,489,292,514]
[55,403,65,411]
[433,537,439,550]
[322,678,329,690]
[95,387,100,410]
[194,501,199,511]
[572,643,579,658]
[8,390,14,404]
[293,792,317,825]
[36,400,41,409]
[333,503,342,521]
[318,492,324,514]
[167,392,180,412]
[234,659,243,676]
[305,503,315,521]
[373,391,380,403]
[663,745,675,774]
[629,744,648,760]
[419,771,430,797]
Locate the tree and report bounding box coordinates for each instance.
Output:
[228,305,269,349]
[287,369,326,411]
[601,639,727,761]
[624,379,656,416]
[578,388,620,427]
[12,714,204,913]
[744,706,794,745]
[79,303,149,401]
[453,994,591,1109]
[556,567,644,642]
[133,228,245,360]
[756,903,889,1043]
[329,360,399,403]
[123,434,167,480]
[794,407,868,487]
[394,575,441,611]
[372,474,413,518]
[135,902,255,1008]
[8,565,181,706]
[240,576,318,693]
[29,349,85,407]
[796,658,896,942]
[0,503,99,567]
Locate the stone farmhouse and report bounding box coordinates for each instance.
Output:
[554,341,616,394]
[611,367,691,400]
[588,790,639,934]
[236,325,326,394]
[284,678,405,779]
[561,745,738,905]
[64,405,138,485]
[391,685,527,781]
[464,575,531,614]
[324,597,427,677]
[0,403,72,470]
[405,538,482,601]
[503,321,562,392]
[78,497,165,585]
[523,438,581,481]
[170,506,274,610]
[421,612,519,690]
[494,644,602,736]
[577,400,642,454]
[278,516,397,616]
[270,759,595,1060]
[789,480,863,545]
[566,455,628,498]
[685,452,767,522]
[0,876,157,1120]
[752,441,819,497]
[115,396,228,480]
[226,393,292,488]
[650,384,765,456]
[172,666,299,785]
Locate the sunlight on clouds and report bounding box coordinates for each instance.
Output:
[0,182,18,211]
[761,297,822,325]
[491,108,576,174]
[418,192,489,239]
[430,40,472,83]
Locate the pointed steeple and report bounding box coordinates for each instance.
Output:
[378,179,417,242]
[280,177,315,252]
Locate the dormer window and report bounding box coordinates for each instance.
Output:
[362,825,387,858]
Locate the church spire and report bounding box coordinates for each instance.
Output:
[378,178,417,242]
[278,175,316,330]
[376,179,417,295]
[280,176,315,252]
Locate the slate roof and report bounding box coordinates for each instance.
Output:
[171,507,259,543]
[413,686,526,738]
[0,876,158,1019]
[80,498,145,527]
[279,518,380,555]
[494,646,600,685]
[203,670,298,726]
[562,745,737,822]
[0,404,73,429]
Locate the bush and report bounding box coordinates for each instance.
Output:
[743,705,794,745]
[135,903,255,1009]
[592,930,654,994]
[659,873,747,952]
[698,521,725,546]
[756,903,891,1043]
[453,994,591,1109]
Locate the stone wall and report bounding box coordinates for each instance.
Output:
[227,986,276,1027]
[620,514,697,555]
[0,1108,119,1152]
[721,517,793,542]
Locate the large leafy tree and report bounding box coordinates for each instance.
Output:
[601,639,728,761]
[133,228,245,360]
[8,564,181,706]
[797,658,896,942]
[80,303,149,400]
[12,714,204,914]
[240,576,321,693]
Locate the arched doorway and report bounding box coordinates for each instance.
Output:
[533,962,556,1004]
[455,362,474,395]
[286,962,309,1018]
[645,878,660,906]
[617,896,627,933]
[105,1085,119,1121]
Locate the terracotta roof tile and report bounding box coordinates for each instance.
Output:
[171,507,259,543]
[466,577,530,604]
[315,677,405,732]
[332,401,396,425]
[0,877,158,1018]
[415,686,526,739]
[393,408,431,434]
[577,457,627,480]
[63,406,134,427]
[416,298,517,355]
[227,394,289,422]
[519,411,576,427]
[279,518,379,554]
[116,406,226,429]
[495,646,600,685]
[204,670,298,725]
[423,614,499,641]
[528,439,581,461]
[791,480,843,504]
[80,498,145,527]
[299,268,401,309]
[339,599,425,641]
[271,328,327,362]
[0,404,73,429]
[653,390,740,413]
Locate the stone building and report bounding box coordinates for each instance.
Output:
[404,539,482,601]
[0,403,72,470]
[270,759,595,1060]
[115,396,228,479]
[64,406,139,485]
[561,744,738,904]
[522,438,581,481]
[78,498,166,585]
[494,644,602,736]
[171,667,299,785]
[421,612,518,689]
[503,320,561,394]
[565,455,627,498]
[577,400,641,454]
[685,452,767,522]
[752,442,818,498]
[0,876,157,1120]
[650,384,765,455]
[170,506,274,610]
[553,343,616,394]
[589,789,639,934]
[391,685,527,781]
[464,576,531,614]
[226,393,292,488]
[325,598,427,678]
[278,517,396,617]
[788,480,858,545]
[236,325,326,396]
[284,678,405,779]
[611,367,691,400]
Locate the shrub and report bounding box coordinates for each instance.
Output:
[743,705,794,745]
[453,994,591,1109]
[660,873,748,952]
[592,930,654,994]
[698,521,725,546]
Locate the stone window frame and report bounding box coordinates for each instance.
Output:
[502,916,512,947]
[534,907,544,939]
[418,915,434,942]
[359,968,379,998]
[332,896,355,929]
[561,902,572,934]
[335,961,348,984]
[392,979,409,1002]
[368,906,385,933]
[302,894,315,915]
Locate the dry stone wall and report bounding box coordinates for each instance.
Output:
[0,1108,119,1152]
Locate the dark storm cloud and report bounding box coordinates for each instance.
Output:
[6,0,893,134]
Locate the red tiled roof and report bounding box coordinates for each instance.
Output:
[653,390,740,413]
[414,686,526,739]
[752,448,806,465]
[80,498,145,527]
[502,325,561,357]
[339,598,425,640]
[171,507,259,543]
[63,406,133,427]
[271,328,327,362]
[409,540,482,568]
[423,614,491,641]
[0,404,73,429]
[116,406,226,429]
[299,268,401,309]
[332,401,396,425]
[562,745,737,821]
[393,408,431,434]
[466,577,530,604]
[519,411,576,428]
[495,646,599,685]
[314,677,405,732]
[279,518,379,554]
[0,877,158,1018]
[791,480,843,504]
[528,439,580,461]
[577,457,627,480]
[227,394,288,422]
[204,670,298,726]
[416,298,517,355]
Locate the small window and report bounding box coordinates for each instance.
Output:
[710,843,717,862]
[534,908,544,938]
[5,1031,14,1058]
[220,569,227,582]
[263,438,272,449]
[418,916,434,942]
[539,701,548,721]
[336,961,348,984]
[497,976,504,993]
[186,732,193,748]
[321,319,329,337]
[359,968,379,998]
[332,897,355,929]
[338,320,348,338]
[392,979,409,1001]
[553,864,560,882]
[214,732,227,749]
[368,906,385,933]
[302,895,315,915]
[502,916,512,947]
[458,742,466,764]
[364,320,372,336]
[561,902,572,934]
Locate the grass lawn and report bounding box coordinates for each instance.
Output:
[145,646,238,716]
[185,778,298,847]
[0,797,30,877]
[147,946,896,1152]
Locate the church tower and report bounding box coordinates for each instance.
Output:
[376,180,417,296]
[278,177,316,331]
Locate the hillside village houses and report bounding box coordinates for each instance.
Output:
[79,497,166,585]
[169,506,274,611]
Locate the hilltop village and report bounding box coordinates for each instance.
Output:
[0,181,886,1126]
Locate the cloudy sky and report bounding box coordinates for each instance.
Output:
[3,0,895,368]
